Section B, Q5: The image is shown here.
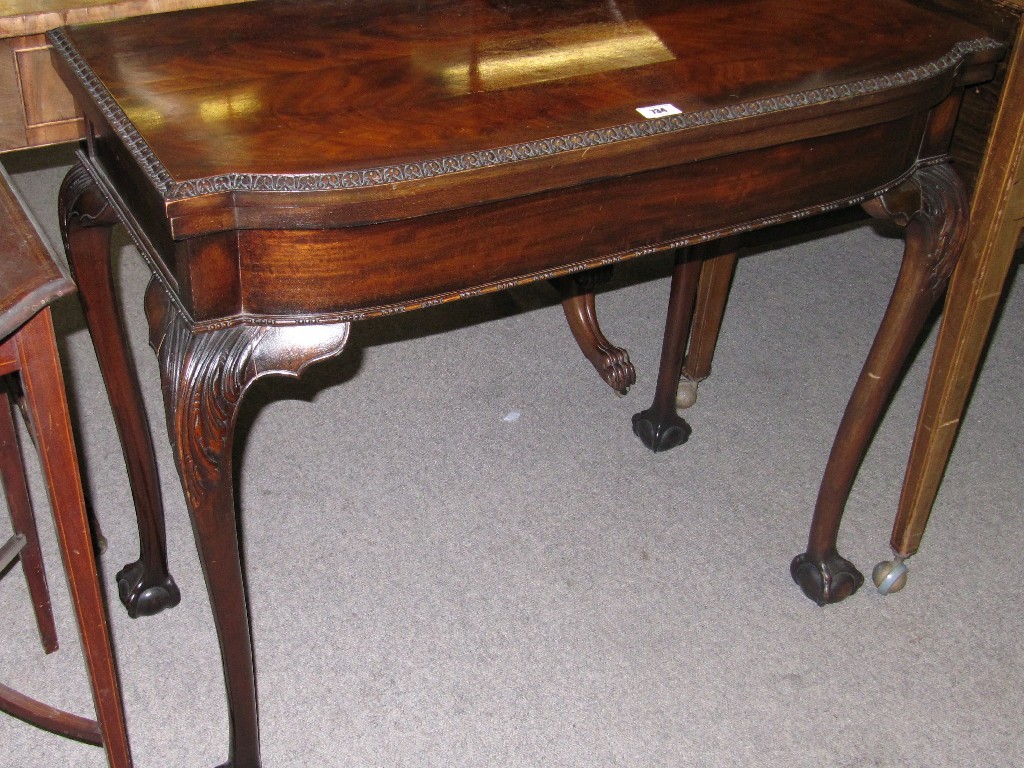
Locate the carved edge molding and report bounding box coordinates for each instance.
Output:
[48,29,1000,201]
[146,279,350,511]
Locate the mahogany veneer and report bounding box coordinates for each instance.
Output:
[48,1,1001,765]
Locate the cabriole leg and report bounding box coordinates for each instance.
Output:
[145,280,350,768]
[791,164,968,605]
[59,163,180,618]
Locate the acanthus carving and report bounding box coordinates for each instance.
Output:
[58,163,116,244]
[47,28,1000,202]
[145,279,351,512]
[863,163,968,301]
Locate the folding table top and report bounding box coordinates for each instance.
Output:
[49,0,1000,210]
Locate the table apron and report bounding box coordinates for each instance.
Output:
[173,116,925,323]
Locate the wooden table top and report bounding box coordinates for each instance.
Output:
[0,165,73,340]
[50,0,1000,235]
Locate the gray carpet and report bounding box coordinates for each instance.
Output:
[1,144,1022,768]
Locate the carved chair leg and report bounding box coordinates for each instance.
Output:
[632,245,705,451]
[0,384,58,654]
[145,280,350,768]
[678,239,740,408]
[59,163,180,619]
[791,164,968,605]
[552,266,636,394]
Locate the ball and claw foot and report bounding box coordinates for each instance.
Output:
[790,550,865,606]
[632,408,692,452]
[676,376,700,409]
[872,557,909,595]
[116,560,181,618]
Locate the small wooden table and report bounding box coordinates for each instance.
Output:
[48,2,1001,765]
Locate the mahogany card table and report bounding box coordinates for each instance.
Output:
[47,1,1000,765]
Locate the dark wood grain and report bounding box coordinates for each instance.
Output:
[49,2,1003,766]
[52,0,1000,229]
[55,0,991,173]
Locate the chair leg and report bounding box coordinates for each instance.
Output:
[0,383,58,654]
[14,308,133,767]
[0,681,103,745]
[5,381,107,558]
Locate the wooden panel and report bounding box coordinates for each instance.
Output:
[0,37,26,150]
[15,37,83,144]
[228,120,921,321]
[0,0,252,152]
[0,0,253,37]
[0,33,82,152]
[17,42,78,124]
[0,163,74,340]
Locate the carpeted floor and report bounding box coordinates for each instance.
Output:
[2,144,1021,767]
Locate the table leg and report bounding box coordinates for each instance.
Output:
[0,384,59,653]
[553,266,636,394]
[145,280,350,768]
[631,244,709,452]
[791,163,968,605]
[58,163,180,619]
[678,240,740,409]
